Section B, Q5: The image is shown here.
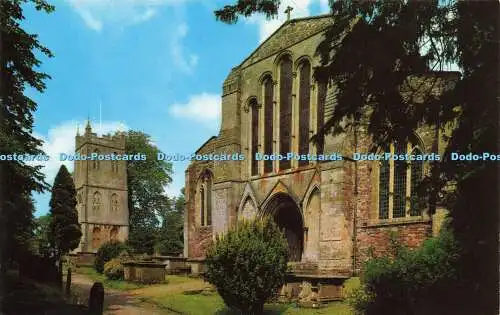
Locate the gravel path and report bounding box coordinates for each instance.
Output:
[68,272,177,315]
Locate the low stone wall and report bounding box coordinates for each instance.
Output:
[69,253,96,267]
[186,258,205,276]
[280,272,348,305]
[152,256,190,275]
[123,261,166,284]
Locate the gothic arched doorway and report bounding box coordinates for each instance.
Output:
[263,193,304,262]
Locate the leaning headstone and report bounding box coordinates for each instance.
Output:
[88,282,104,315]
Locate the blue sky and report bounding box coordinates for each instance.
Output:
[25,0,330,216]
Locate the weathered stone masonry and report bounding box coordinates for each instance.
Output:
[184,14,458,290]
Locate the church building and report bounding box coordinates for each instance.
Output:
[184,14,456,298]
[73,122,129,254]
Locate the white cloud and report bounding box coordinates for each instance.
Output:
[171,23,199,73]
[31,120,127,186]
[319,0,330,14]
[169,93,220,128]
[67,0,186,31]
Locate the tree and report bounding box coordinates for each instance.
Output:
[33,214,51,256]
[0,0,53,278]
[48,165,82,257]
[214,1,498,313]
[155,188,184,256]
[204,218,288,315]
[123,131,173,254]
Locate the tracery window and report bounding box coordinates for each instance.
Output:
[379,153,390,219]
[410,148,424,216]
[263,76,274,173]
[298,60,311,166]
[279,55,292,170]
[378,142,426,220]
[393,142,407,218]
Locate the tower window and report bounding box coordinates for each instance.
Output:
[111,152,119,173]
[92,191,101,213]
[111,193,119,212]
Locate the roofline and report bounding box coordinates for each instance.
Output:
[195,136,217,154]
[236,14,334,69]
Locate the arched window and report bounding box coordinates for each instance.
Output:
[92,191,101,213]
[200,186,205,226]
[111,152,118,173]
[410,148,424,216]
[393,142,407,218]
[298,60,311,166]
[263,76,274,173]
[279,55,292,170]
[316,81,327,156]
[378,142,425,220]
[198,170,213,226]
[379,157,390,219]
[111,193,119,212]
[92,149,100,170]
[250,98,259,176]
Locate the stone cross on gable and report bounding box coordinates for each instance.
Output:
[285,6,293,21]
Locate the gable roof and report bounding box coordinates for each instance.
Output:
[238,14,334,70]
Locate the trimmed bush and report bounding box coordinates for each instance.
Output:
[103,258,124,280]
[94,241,129,273]
[203,218,288,315]
[351,228,459,315]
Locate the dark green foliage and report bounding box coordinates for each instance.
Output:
[204,218,288,315]
[0,0,53,274]
[155,189,184,256]
[350,229,459,315]
[33,214,51,256]
[214,1,498,313]
[48,165,82,256]
[123,131,173,255]
[214,0,280,24]
[94,241,129,274]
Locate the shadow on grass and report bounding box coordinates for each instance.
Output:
[214,304,291,315]
[1,271,88,315]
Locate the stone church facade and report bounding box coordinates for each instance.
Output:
[73,122,129,254]
[184,14,455,281]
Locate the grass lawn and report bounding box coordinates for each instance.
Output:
[73,268,358,314]
[139,275,357,315]
[74,266,145,291]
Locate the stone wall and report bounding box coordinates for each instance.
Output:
[356,221,432,270]
[123,262,166,283]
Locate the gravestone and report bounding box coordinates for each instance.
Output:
[88,282,104,315]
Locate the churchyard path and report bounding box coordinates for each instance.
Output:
[69,272,178,315]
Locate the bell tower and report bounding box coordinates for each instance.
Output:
[73,121,129,253]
